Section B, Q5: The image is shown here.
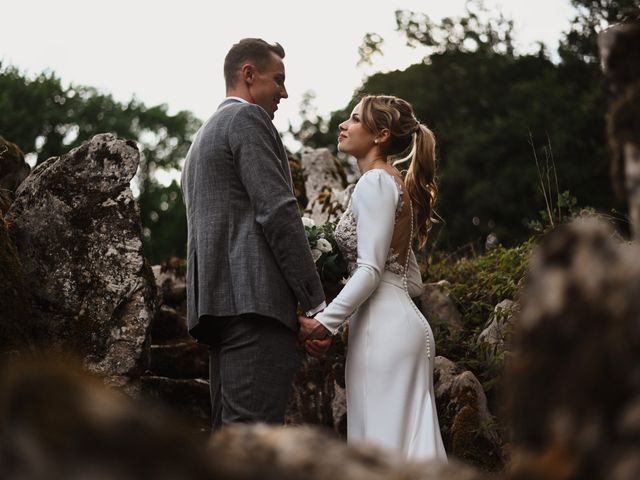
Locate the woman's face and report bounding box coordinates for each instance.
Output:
[337,102,376,158]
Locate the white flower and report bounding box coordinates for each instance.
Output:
[302,216,315,228]
[316,238,332,253]
[311,248,323,262]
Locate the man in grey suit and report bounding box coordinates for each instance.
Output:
[181,38,329,429]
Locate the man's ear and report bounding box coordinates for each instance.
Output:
[240,63,254,85]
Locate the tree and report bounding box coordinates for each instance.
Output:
[559,0,640,64]
[357,33,385,66]
[138,180,187,262]
[394,1,515,56]
[0,63,201,263]
[292,0,629,252]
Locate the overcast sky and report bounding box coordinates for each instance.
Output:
[3,0,576,153]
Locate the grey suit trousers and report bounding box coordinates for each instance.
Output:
[204,314,300,429]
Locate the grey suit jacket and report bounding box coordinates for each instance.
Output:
[181,99,325,340]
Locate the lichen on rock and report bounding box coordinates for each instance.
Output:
[5,133,158,392]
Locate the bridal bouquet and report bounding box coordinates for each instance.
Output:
[302,216,347,284]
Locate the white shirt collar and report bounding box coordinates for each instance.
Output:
[225,96,249,104]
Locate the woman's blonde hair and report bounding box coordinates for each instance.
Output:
[359,95,438,248]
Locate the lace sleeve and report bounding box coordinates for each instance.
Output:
[315,170,398,334]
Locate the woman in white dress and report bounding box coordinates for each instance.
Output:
[300,95,447,461]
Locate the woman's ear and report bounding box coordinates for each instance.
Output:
[376,129,391,145]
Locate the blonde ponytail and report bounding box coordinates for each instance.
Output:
[359,95,438,248]
[405,124,437,248]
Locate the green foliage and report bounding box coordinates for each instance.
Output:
[289,91,334,150]
[429,190,610,392]
[138,180,187,263]
[427,240,532,331]
[425,239,533,395]
[0,62,201,264]
[527,190,585,234]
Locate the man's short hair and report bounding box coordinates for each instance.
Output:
[224,38,285,88]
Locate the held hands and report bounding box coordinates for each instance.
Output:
[299,315,331,340]
[298,314,332,358]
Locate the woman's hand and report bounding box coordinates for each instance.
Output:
[304,337,332,358]
[298,315,331,341]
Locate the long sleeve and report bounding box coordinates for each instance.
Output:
[406,249,424,298]
[315,170,398,334]
[229,105,325,311]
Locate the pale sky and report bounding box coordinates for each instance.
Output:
[2,0,576,158]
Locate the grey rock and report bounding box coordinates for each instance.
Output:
[599,21,640,240]
[301,147,353,225]
[434,356,504,471]
[477,299,518,355]
[152,264,187,307]
[0,219,36,354]
[420,280,464,332]
[149,341,208,379]
[208,423,487,480]
[506,216,640,480]
[0,356,217,479]
[287,331,348,437]
[5,133,158,391]
[149,265,189,343]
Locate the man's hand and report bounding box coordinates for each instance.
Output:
[298,315,332,357]
[298,315,330,341]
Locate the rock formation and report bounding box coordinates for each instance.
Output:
[505,216,640,480]
[142,264,211,432]
[286,330,348,436]
[289,154,308,207]
[0,353,488,480]
[477,299,518,357]
[420,280,464,332]
[0,355,217,480]
[208,423,487,480]
[301,147,353,225]
[434,356,504,471]
[5,133,157,392]
[599,20,640,238]
[500,24,640,479]
[0,219,36,354]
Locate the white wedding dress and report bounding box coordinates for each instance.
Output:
[315,168,447,461]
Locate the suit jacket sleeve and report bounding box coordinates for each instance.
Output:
[228,105,325,312]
